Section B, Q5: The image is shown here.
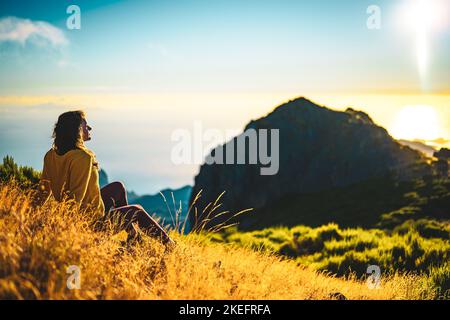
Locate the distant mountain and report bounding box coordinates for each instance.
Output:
[190,97,433,230]
[398,139,437,158]
[99,168,192,230]
[428,138,450,148]
[133,185,192,230]
[126,189,140,202]
[99,169,109,187]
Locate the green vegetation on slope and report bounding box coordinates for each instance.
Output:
[211,223,450,298]
[248,175,449,230]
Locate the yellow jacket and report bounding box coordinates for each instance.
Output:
[40,147,105,217]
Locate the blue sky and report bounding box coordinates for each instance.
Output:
[1,0,448,94]
[0,0,449,193]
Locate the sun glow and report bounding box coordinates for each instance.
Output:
[396,0,450,87]
[390,105,441,141]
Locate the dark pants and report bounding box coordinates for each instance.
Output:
[100,182,173,245]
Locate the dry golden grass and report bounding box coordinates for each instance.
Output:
[0,183,436,300]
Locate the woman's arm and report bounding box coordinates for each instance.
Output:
[32,154,52,207]
[68,152,92,205]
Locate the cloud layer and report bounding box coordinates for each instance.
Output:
[0,16,68,47]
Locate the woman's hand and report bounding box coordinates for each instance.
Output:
[31,179,51,208]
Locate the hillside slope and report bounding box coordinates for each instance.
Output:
[0,183,437,300]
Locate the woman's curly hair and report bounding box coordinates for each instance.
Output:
[52,110,86,155]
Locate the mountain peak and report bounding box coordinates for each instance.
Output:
[190,97,425,230]
[273,96,324,113]
[288,96,317,105]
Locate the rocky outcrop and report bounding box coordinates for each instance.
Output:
[189,97,424,230]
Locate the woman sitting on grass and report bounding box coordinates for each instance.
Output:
[38,110,174,247]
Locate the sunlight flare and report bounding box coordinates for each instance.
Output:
[390,105,441,141]
[396,0,450,86]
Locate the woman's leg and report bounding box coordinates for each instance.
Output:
[108,204,173,245]
[101,181,128,212]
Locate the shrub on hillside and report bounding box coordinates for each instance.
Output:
[394,219,449,239]
[0,155,40,188]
